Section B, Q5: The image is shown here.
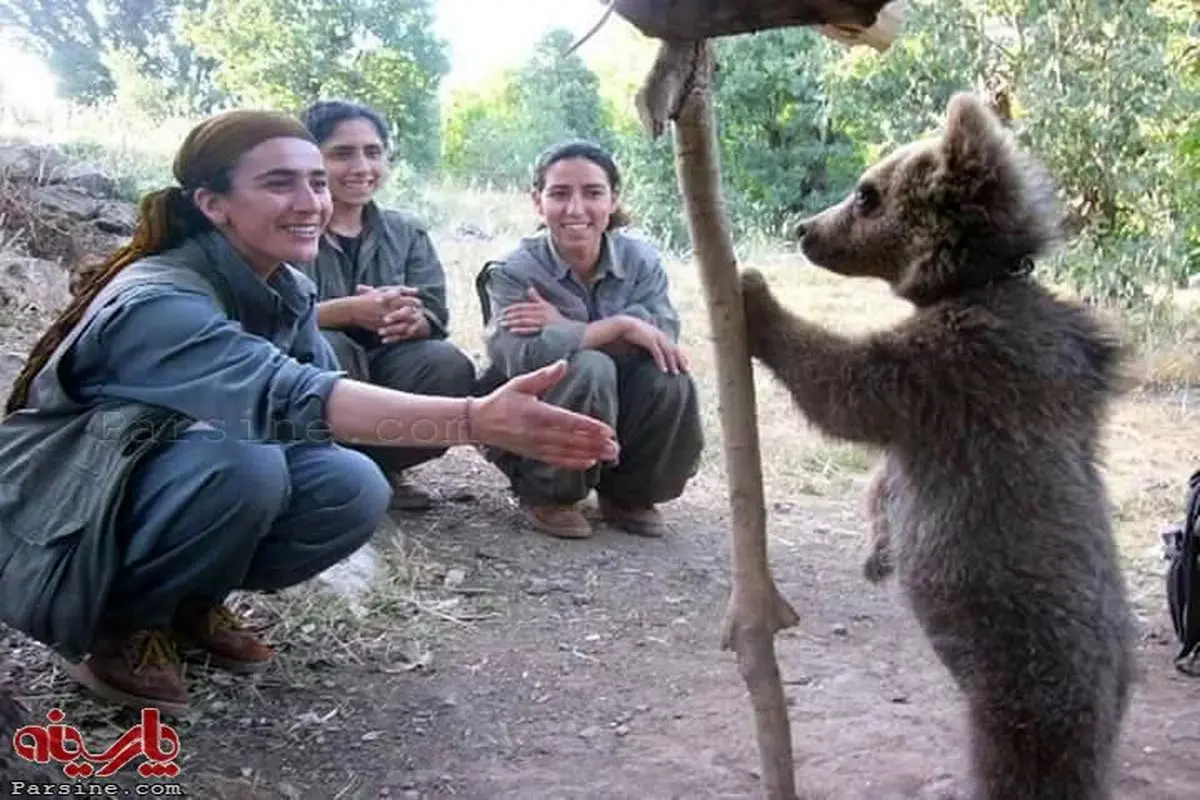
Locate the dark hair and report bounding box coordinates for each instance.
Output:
[301,99,391,149]
[531,139,632,229]
[6,109,317,414]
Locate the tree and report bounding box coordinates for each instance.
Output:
[441,28,615,186]
[182,0,449,170]
[0,0,222,111]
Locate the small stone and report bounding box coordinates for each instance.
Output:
[831,623,849,636]
[444,568,466,589]
[578,726,600,739]
[614,724,630,737]
[524,578,565,596]
[890,694,909,704]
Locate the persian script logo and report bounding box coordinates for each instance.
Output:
[12,707,181,778]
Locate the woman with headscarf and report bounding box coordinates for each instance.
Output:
[0,110,618,716]
[297,100,476,511]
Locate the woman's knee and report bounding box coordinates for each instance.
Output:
[423,339,478,396]
[540,349,618,419]
[560,349,618,397]
[291,444,391,530]
[165,432,292,525]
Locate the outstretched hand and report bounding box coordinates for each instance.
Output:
[471,361,619,470]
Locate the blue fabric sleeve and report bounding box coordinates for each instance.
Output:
[66,284,343,445]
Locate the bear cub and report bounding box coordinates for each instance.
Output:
[740,92,1137,800]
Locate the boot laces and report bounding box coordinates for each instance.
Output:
[129,630,179,671]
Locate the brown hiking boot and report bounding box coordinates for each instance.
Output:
[599,495,667,538]
[387,471,440,511]
[64,629,188,716]
[524,503,592,539]
[174,603,275,675]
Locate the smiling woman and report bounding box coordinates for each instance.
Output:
[0,110,619,718]
[476,139,704,540]
[297,99,477,511]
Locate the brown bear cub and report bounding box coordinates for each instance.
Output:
[740,92,1137,800]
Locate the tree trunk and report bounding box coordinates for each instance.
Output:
[636,40,801,800]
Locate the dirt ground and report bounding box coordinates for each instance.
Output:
[3,441,1199,800]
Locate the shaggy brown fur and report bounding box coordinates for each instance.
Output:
[740,92,1137,799]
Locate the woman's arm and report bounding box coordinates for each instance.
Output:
[326,361,619,470]
[315,296,364,329]
[68,284,618,468]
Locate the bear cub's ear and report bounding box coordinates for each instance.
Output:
[941,91,1005,177]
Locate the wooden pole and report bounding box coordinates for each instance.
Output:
[626,6,905,798]
[636,40,801,799]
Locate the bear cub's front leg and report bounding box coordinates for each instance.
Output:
[862,462,895,584]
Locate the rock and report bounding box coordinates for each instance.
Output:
[95,201,137,235]
[0,144,67,184]
[0,256,70,313]
[315,542,380,617]
[443,568,467,589]
[524,578,568,596]
[56,162,117,196]
[33,184,101,221]
[0,352,25,402]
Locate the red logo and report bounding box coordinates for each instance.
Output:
[12,707,181,778]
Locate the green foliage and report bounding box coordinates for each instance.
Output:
[181,0,448,171]
[820,0,1200,299]
[7,0,1199,322]
[440,29,615,188]
[0,0,223,112]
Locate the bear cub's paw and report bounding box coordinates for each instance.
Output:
[739,268,777,356]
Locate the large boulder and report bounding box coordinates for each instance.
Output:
[0,144,69,185]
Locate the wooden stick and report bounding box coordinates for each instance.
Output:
[637,39,801,800]
[627,9,906,795]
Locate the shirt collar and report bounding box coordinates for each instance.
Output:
[546,230,624,282]
[196,230,310,320]
[321,199,380,253]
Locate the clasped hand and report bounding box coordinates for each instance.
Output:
[352,284,430,343]
[498,287,564,334]
[499,289,689,376]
